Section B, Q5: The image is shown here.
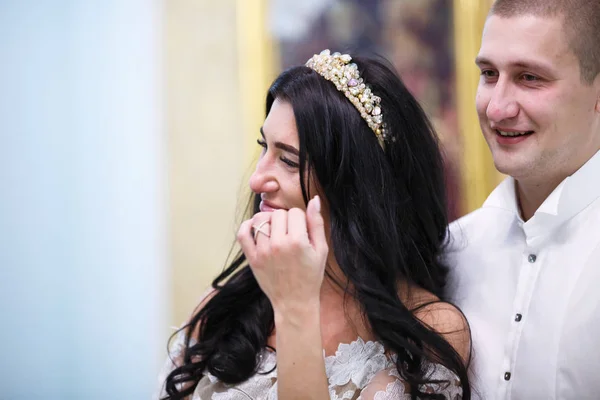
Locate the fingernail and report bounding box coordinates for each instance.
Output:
[314,195,321,213]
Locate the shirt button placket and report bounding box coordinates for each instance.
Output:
[503,252,537,388]
[515,313,522,322]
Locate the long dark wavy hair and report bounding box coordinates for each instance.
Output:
[162,55,471,399]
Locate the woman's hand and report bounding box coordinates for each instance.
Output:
[239,196,331,400]
[237,196,328,314]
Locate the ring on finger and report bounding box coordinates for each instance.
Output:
[252,220,271,240]
[254,227,270,240]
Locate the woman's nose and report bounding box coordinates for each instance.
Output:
[249,157,279,194]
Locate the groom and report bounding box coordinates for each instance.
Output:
[446,0,600,399]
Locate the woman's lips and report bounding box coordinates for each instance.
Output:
[259,201,282,212]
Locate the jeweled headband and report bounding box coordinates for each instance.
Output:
[305,49,387,148]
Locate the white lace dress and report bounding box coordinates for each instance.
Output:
[155,330,462,400]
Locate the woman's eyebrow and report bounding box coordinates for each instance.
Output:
[260,126,299,155]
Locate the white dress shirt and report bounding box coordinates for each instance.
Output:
[446,150,600,400]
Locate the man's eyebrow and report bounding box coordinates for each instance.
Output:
[475,56,488,66]
[511,60,554,74]
[475,56,554,75]
[259,126,299,155]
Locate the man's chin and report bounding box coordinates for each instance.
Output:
[491,155,526,178]
[493,157,539,181]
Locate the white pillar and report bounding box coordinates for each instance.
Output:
[0,1,169,398]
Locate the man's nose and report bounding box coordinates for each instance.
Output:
[486,79,519,123]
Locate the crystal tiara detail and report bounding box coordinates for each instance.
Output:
[306,49,387,148]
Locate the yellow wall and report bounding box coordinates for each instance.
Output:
[166,0,275,325]
[454,0,504,214]
[166,0,503,324]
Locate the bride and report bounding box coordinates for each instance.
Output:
[156,50,471,400]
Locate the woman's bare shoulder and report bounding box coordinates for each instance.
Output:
[413,298,471,364]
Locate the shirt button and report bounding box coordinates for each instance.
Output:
[515,313,522,322]
[528,254,537,263]
[504,372,512,381]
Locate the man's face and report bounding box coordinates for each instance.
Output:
[475,15,600,183]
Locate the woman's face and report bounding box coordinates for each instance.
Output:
[249,98,311,213]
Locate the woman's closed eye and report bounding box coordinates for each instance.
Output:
[257,138,299,168]
[280,157,299,168]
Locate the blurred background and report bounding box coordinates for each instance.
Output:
[0,0,499,398]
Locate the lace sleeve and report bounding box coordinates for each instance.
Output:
[357,368,409,400]
[154,328,187,400]
[357,364,463,400]
[154,288,217,400]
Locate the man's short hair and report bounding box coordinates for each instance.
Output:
[490,0,600,84]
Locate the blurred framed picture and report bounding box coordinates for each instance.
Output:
[270,0,463,219]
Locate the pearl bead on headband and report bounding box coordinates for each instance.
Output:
[305,49,387,148]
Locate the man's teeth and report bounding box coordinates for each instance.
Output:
[498,130,531,137]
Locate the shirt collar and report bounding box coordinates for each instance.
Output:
[482,150,600,231]
[482,176,520,216]
[554,150,600,221]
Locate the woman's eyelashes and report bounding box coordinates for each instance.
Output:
[257,138,267,150]
[280,157,299,168]
[257,138,299,169]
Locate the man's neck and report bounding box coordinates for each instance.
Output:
[515,178,563,221]
[515,150,600,221]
